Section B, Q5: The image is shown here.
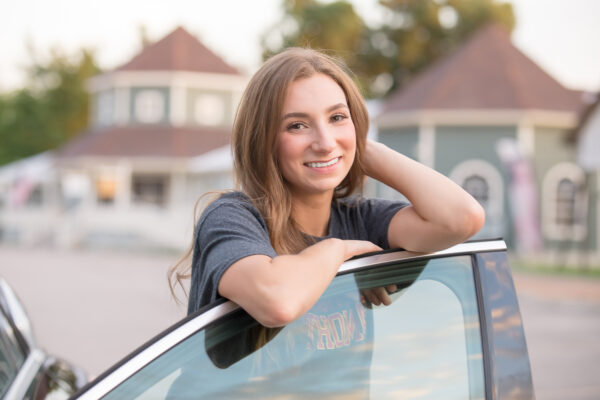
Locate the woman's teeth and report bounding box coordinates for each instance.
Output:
[306,157,340,168]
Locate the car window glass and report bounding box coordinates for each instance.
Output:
[0,311,24,397]
[102,256,485,400]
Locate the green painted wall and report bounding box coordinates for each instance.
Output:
[434,125,516,176]
[377,127,418,200]
[533,127,594,251]
[379,127,419,159]
[587,172,598,252]
[436,125,516,246]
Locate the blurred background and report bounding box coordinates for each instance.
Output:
[0,0,599,398]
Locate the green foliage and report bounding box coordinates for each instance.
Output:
[262,0,515,97]
[0,49,100,166]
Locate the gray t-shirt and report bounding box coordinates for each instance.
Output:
[187,191,408,315]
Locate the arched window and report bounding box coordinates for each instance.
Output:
[542,163,587,241]
[450,160,503,238]
[462,175,489,209]
[556,178,577,226]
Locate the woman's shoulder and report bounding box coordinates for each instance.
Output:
[209,190,251,206]
[201,191,255,214]
[198,191,264,227]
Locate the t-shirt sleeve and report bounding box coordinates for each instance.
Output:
[188,199,277,314]
[357,198,409,249]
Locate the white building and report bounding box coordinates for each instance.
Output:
[1,27,245,250]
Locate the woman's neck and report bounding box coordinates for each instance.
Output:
[290,191,334,237]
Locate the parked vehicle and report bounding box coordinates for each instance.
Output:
[0,278,86,400]
[72,239,534,399]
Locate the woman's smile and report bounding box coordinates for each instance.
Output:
[304,156,341,169]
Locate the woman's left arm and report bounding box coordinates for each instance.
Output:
[362,140,485,252]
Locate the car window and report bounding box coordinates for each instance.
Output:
[102,255,485,400]
[0,310,26,397]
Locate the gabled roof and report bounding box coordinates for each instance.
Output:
[116,26,240,75]
[58,126,231,159]
[382,24,584,114]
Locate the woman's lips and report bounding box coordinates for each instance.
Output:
[304,157,341,168]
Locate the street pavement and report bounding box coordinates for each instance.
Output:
[0,246,598,398]
[514,272,600,400]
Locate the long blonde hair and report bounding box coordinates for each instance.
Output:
[169,48,369,297]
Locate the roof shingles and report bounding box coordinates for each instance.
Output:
[116,26,240,75]
[58,126,231,159]
[383,24,584,114]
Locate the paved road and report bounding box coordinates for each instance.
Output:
[514,273,600,399]
[0,246,599,398]
[0,246,186,377]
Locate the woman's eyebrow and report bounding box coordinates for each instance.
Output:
[281,103,349,120]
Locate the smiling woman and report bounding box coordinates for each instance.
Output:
[169,48,485,330]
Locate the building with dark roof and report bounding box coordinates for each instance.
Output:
[376,24,597,265]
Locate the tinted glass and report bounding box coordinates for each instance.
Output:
[0,310,25,397]
[103,256,485,399]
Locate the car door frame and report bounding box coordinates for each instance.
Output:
[73,239,534,400]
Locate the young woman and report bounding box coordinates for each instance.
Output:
[171,47,484,328]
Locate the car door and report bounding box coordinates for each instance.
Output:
[72,239,534,400]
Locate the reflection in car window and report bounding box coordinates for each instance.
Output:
[0,310,25,397]
[103,256,485,400]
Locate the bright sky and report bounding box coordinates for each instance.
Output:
[1,0,599,93]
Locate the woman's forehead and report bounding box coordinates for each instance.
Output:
[282,74,347,113]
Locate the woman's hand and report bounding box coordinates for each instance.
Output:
[342,240,381,260]
[361,284,398,307]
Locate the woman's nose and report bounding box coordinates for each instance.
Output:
[311,124,336,153]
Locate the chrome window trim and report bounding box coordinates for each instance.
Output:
[77,301,238,400]
[76,239,506,400]
[4,348,45,400]
[340,239,507,273]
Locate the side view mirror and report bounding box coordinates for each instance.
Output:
[32,357,88,400]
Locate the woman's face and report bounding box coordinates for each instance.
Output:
[277,73,356,198]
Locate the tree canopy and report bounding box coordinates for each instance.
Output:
[0,49,100,166]
[262,0,515,97]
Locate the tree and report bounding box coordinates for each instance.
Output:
[0,48,100,166]
[261,0,515,97]
[377,0,515,91]
[262,0,375,94]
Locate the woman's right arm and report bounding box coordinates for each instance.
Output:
[218,238,380,328]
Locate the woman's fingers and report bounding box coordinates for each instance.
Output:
[361,287,392,306]
[343,240,382,260]
[386,284,398,293]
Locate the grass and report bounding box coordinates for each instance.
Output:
[510,259,600,279]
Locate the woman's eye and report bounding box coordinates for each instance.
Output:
[287,122,306,130]
[331,114,348,122]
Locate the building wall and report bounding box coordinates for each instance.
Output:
[436,125,516,245]
[589,171,599,254]
[377,127,418,200]
[532,127,589,253]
